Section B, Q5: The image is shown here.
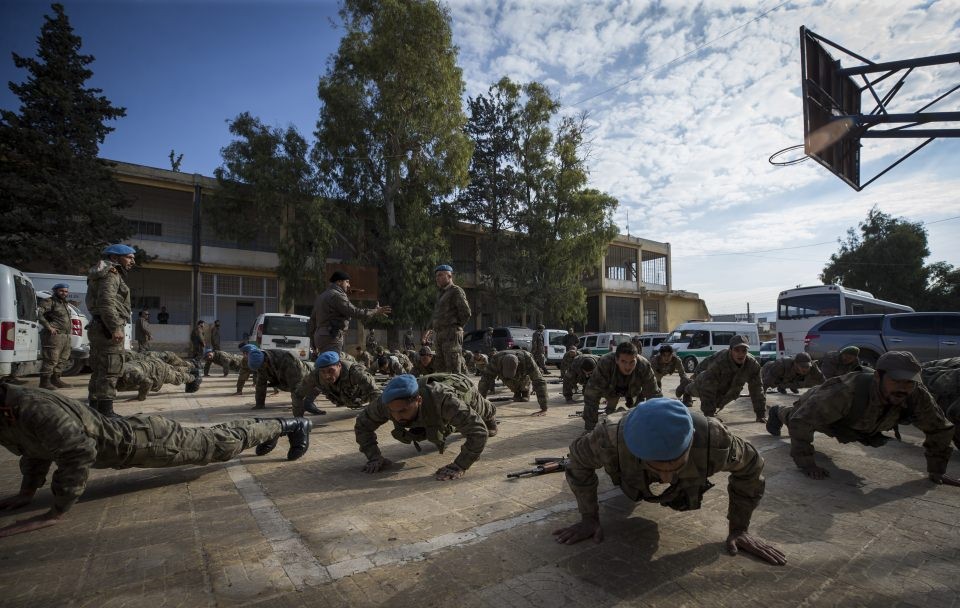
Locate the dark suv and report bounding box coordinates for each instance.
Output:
[463,326,533,353]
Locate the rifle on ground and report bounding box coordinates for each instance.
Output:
[507,456,570,478]
[568,411,582,418]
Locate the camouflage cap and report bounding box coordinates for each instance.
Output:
[794,352,812,368]
[876,351,921,382]
[729,335,751,349]
[840,346,860,356]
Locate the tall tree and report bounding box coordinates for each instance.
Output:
[206,112,332,309]
[821,207,931,307]
[313,0,472,329]
[0,3,129,271]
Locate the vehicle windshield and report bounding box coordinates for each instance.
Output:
[665,329,698,344]
[549,334,567,346]
[263,316,309,337]
[760,342,776,352]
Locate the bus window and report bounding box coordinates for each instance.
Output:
[688,331,710,349]
[845,296,909,315]
[711,331,736,347]
[778,293,841,320]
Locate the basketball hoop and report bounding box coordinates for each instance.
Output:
[768,144,809,166]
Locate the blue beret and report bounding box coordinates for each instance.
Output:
[247,350,265,370]
[315,351,340,368]
[434,264,453,273]
[240,344,260,353]
[622,398,694,461]
[204,348,213,355]
[102,244,136,256]
[52,283,70,290]
[382,374,419,403]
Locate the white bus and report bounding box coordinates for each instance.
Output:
[776,285,913,356]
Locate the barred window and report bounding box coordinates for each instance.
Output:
[605,245,637,281]
[606,296,639,332]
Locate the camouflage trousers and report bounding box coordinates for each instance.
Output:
[433,327,465,374]
[40,332,71,376]
[532,350,548,372]
[121,416,281,468]
[504,376,531,397]
[582,386,635,431]
[137,338,151,353]
[88,329,125,400]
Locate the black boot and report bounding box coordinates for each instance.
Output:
[39,375,55,390]
[96,399,121,418]
[255,418,312,460]
[303,400,326,415]
[184,372,202,394]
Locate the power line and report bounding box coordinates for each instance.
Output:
[568,0,793,108]
[675,239,836,259]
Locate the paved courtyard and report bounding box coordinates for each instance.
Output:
[1,370,958,607]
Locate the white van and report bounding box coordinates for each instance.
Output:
[543,328,570,364]
[664,321,760,373]
[0,264,42,379]
[633,333,670,360]
[252,313,311,361]
[36,290,90,376]
[578,332,634,356]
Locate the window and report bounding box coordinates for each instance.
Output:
[14,276,37,321]
[688,331,710,349]
[132,296,161,311]
[641,255,667,286]
[941,315,960,336]
[606,296,639,332]
[643,307,660,332]
[820,316,883,331]
[605,245,637,282]
[711,331,737,347]
[584,336,597,348]
[889,315,938,335]
[128,219,162,237]
[779,294,841,320]
[263,316,309,337]
[844,296,903,315]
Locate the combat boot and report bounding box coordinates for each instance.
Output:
[254,417,313,461]
[765,405,783,437]
[96,399,121,418]
[51,374,71,388]
[184,372,202,394]
[485,418,499,438]
[39,375,55,390]
[304,400,326,415]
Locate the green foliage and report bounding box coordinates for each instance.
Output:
[821,207,956,310]
[207,112,332,308]
[0,3,129,272]
[313,0,471,327]
[168,150,183,172]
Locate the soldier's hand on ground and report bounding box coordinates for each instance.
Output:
[0,490,35,511]
[434,463,464,481]
[0,510,62,538]
[362,456,393,474]
[111,329,124,344]
[552,516,604,545]
[802,465,830,480]
[726,530,786,565]
[929,473,960,487]
[530,408,547,417]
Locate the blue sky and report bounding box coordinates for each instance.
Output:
[2,0,959,315]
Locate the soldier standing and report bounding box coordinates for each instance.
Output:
[767,352,959,486]
[478,350,549,415]
[649,344,688,389]
[307,270,391,355]
[403,328,416,351]
[156,306,169,324]
[553,398,786,566]
[681,335,766,423]
[366,329,379,355]
[761,352,825,394]
[562,353,599,403]
[189,320,206,359]
[38,283,73,390]
[211,320,222,351]
[0,384,312,537]
[531,324,550,375]
[562,328,579,350]
[134,310,152,353]
[412,346,436,377]
[820,346,867,379]
[581,342,661,432]
[355,374,498,480]
[424,265,471,374]
[482,327,495,355]
[86,243,135,418]
[294,351,380,415]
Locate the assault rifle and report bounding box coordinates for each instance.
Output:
[506,456,570,478]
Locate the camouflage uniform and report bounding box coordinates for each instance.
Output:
[403,331,416,351]
[462,349,476,374]
[38,294,72,384]
[355,349,375,369]
[820,351,867,379]
[117,355,200,401]
[582,353,661,431]
[307,282,380,354]
[366,331,379,356]
[236,357,254,394]
[559,349,579,377]
[254,350,313,410]
[565,410,765,530]
[412,358,436,378]
[562,354,600,400]
[430,283,471,373]
[761,357,826,392]
[771,372,954,474]
[189,325,206,358]
[146,350,194,372]
[649,352,689,389]
[86,260,132,403]
[210,323,221,350]
[355,373,497,471]
[0,385,285,514]
[685,349,765,419]
[135,314,152,352]
[920,358,960,449]
[377,353,413,377]
[531,328,548,372]
[482,330,495,355]
[478,350,549,411]
[204,350,243,377]
[294,359,379,415]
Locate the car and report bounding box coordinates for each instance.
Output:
[579,332,633,355]
[758,340,778,365]
[463,326,533,353]
[663,321,761,373]
[804,312,960,364]
[251,313,311,361]
[0,263,41,379]
[36,290,90,376]
[632,332,670,360]
[543,328,571,364]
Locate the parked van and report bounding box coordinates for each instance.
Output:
[252,313,311,361]
[0,264,42,379]
[632,332,670,360]
[578,332,633,355]
[36,290,90,376]
[664,321,760,373]
[543,328,570,364]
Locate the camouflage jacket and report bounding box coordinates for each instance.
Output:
[820,351,867,379]
[478,350,548,409]
[430,283,471,331]
[761,357,825,389]
[255,350,312,406]
[86,260,131,334]
[209,351,243,372]
[356,350,375,368]
[584,352,661,404]
[38,296,72,334]
[692,349,764,411]
[922,358,960,412]
[307,283,376,340]
[564,354,600,386]
[532,329,545,355]
[650,353,688,380]
[355,373,493,470]
[559,349,579,374]
[294,359,379,410]
[787,372,954,473]
[117,356,195,398]
[411,359,436,377]
[0,385,142,513]
[146,350,194,371]
[565,410,765,531]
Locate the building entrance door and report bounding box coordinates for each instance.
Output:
[236,302,256,341]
